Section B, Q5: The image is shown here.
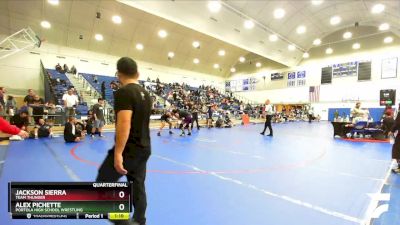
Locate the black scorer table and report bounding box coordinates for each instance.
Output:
[9,182,132,220]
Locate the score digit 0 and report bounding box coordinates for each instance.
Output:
[119,204,125,211]
[119,191,125,198]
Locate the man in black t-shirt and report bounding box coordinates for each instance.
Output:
[31,95,45,124]
[96,57,151,225]
[92,98,105,138]
[11,111,29,131]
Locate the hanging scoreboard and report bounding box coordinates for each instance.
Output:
[9,182,131,220]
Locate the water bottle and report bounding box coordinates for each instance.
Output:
[390,135,395,145]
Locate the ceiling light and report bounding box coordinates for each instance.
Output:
[352,43,361,49]
[168,52,175,58]
[136,43,144,50]
[193,58,200,64]
[384,36,393,43]
[371,3,385,14]
[112,15,122,24]
[94,34,103,41]
[379,23,390,31]
[343,31,352,39]
[311,0,323,5]
[288,44,296,51]
[273,8,285,19]
[218,50,225,56]
[330,16,341,25]
[213,64,220,69]
[256,62,262,68]
[239,56,245,62]
[303,52,310,58]
[192,41,200,48]
[40,21,51,29]
[244,20,255,29]
[208,0,222,13]
[313,38,321,45]
[158,30,168,38]
[296,25,306,34]
[230,68,236,73]
[269,34,278,42]
[48,0,59,5]
[325,47,333,54]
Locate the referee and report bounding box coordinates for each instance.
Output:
[96,57,152,225]
[260,99,273,137]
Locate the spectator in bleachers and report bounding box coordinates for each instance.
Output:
[0,87,5,108]
[92,98,105,138]
[64,117,83,143]
[55,63,62,72]
[10,110,29,132]
[5,95,17,116]
[93,75,98,84]
[84,110,95,136]
[46,101,56,123]
[63,64,69,73]
[30,118,53,139]
[24,89,35,106]
[101,81,106,99]
[31,95,45,124]
[71,65,77,75]
[62,88,79,118]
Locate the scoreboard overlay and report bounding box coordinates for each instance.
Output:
[8,182,132,220]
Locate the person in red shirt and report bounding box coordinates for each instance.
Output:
[0,117,29,138]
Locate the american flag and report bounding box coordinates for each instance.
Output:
[309,86,320,102]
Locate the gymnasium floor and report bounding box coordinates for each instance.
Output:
[0,122,398,225]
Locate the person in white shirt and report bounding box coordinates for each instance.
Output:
[260,99,273,136]
[351,102,368,123]
[62,88,79,119]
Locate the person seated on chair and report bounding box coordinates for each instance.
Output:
[382,111,395,137]
[224,113,233,128]
[64,117,83,143]
[30,118,53,139]
[351,102,368,123]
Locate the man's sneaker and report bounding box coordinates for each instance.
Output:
[90,134,94,138]
[267,134,273,137]
[157,132,161,136]
[188,132,191,136]
[169,131,173,135]
[260,132,265,135]
[99,134,104,137]
[180,133,186,137]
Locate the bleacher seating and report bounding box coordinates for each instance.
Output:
[46,69,88,115]
[81,73,118,106]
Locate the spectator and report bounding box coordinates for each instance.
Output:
[63,64,69,73]
[0,117,29,138]
[64,117,83,143]
[92,98,105,138]
[93,75,98,84]
[30,118,53,139]
[71,65,77,75]
[24,89,35,106]
[84,110,95,136]
[10,111,29,131]
[0,105,6,118]
[31,95,45,124]
[46,101,56,122]
[0,87,5,108]
[62,88,79,118]
[55,63,62,72]
[382,111,395,137]
[101,81,106,99]
[5,95,17,116]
